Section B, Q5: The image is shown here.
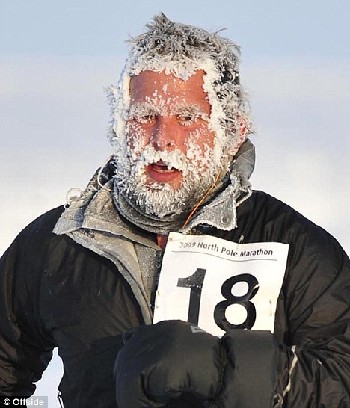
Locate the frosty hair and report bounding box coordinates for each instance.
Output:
[109,13,253,157]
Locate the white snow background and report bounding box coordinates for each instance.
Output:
[1,0,349,406]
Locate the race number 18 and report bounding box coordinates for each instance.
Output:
[177,269,259,331]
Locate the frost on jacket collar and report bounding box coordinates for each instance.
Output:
[182,139,255,233]
[53,139,255,322]
[112,138,256,235]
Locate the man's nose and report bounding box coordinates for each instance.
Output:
[151,117,175,151]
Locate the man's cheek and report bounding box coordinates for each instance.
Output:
[185,139,212,169]
[126,128,148,159]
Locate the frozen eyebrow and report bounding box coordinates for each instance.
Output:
[127,102,160,120]
[172,105,210,121]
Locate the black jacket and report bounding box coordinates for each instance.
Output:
[1,191,350,407]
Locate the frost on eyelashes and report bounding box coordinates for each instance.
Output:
[126,101,210,126]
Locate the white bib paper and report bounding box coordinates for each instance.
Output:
[153,232,289,336]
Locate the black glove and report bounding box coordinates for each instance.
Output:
[114,320,276,408]
[114,320,225,408]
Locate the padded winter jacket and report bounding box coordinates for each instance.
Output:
[1,190,350,407]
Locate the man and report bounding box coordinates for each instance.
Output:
[1,13,350,408]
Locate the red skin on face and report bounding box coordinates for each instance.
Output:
[127,70,216,190]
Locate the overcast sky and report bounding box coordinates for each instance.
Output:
[1,0,349,405]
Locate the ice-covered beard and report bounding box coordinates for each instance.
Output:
[114,137,223,219]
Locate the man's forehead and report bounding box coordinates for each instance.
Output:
[128,69,210,109]
[129,70,206,92]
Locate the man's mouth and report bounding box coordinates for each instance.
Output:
[146,161,182,183]
[151,161,177,173]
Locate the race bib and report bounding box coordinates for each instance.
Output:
[153,232,289,336]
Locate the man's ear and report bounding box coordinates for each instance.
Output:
[238,117,248,138]
[227,116,248,156]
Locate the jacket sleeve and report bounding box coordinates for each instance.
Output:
[272,222,350,407]
[0,211,59,396]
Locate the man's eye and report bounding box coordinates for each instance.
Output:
[132,114,156,124]
[177,114,196,126]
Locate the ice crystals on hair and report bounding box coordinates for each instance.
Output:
[107,13,254,219]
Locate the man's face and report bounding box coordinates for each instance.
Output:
[127,70,216,189]
[116,69,227,218]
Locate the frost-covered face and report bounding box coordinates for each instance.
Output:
[116,70,231,218]
[128,70,216,188]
